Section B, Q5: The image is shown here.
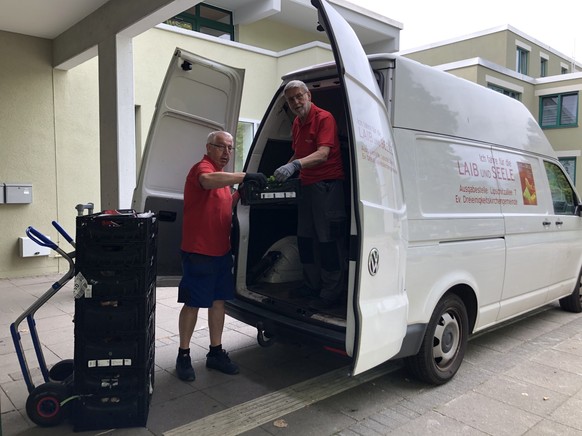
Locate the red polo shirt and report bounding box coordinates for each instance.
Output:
[181,155,232,256]
[292,103,344,185]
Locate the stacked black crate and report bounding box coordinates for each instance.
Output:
[72,211,157,432]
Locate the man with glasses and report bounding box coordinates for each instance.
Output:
[274,80,347,310]
[176,130,267,381]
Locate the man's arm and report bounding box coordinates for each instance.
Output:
[199,171,245,190]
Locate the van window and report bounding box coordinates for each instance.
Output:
[544,161,577,215]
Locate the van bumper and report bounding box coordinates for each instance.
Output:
[225,299,347,350]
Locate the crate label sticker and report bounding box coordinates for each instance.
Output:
[84,284,93,298]
[111,359,124,366]
[285,192,296,198]
[97,359,110,367]
[73,273,88,299]
[124,358,132,366]
[88,360,97,368]
[261,193,275,199]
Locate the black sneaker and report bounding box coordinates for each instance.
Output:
[176,353,196,381]
[206,350,239,375]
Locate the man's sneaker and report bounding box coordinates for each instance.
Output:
[176,353,196,381]
[206,350,240,375]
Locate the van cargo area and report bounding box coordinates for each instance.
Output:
[233,77,352,333]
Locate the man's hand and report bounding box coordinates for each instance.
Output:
[274,160,301,182]
[243,172,268,189]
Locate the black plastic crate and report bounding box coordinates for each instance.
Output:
[73,391,151,431]
[75,239,157,270]
[74,267,156,299]
[76,212,157,244]
[74,351,154,395]
[74,287,155,335]
[74,315,155,371]
[240,178,301,205]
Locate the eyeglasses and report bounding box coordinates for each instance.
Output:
[285,91,307,103]
[210,143,234,153]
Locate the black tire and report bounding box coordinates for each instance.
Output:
[406,293,468,385]
[49,359,74,382]
[559,269,582,313]
[25,382,70,427]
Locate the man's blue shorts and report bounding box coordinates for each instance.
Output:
[178,251,235,308]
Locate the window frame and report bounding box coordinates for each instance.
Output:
[540,57,548,77]
[516,47,529,75]
[487,83,521,100]
[539,92,579,129]
[165,3,234,41]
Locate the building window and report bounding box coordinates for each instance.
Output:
[540,93,578,128]
[516,47,529,75]
[165,3,234,40]
[559,157,577,184]
[488,84,521,100]
[561,66,569,74]
[540,58,548,77]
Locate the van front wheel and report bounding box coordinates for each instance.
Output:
[406,294,468,385]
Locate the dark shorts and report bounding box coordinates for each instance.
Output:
[178,251,235,308]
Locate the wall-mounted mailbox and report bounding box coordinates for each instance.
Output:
[5,184,32,204]
[0,183,4,204]
[19,236,51,257]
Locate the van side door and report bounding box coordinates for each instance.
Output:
[491,149,553,319]
[543,160,582,300]
[314,0,408,375]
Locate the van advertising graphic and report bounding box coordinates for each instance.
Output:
[517,162,537,205]
[454,151,519,207]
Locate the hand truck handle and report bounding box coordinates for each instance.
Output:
[51,221,74,244]
[26,226,57,250]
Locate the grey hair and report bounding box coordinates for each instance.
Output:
[207,130,233,144]
[284,80,309,93]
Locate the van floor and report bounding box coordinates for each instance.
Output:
[247,281,347,321]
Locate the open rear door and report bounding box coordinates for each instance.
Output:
[312,0,408,374]
[132,48,244,283]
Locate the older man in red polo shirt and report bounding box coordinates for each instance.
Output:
[274,80,347,310]
[176,130,267,381]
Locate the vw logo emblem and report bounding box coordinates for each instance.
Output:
[368,248,379,276]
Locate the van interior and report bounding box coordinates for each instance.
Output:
[235,76,354,331]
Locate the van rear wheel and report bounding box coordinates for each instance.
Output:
[406,294,468,385]
[559,269,582,313]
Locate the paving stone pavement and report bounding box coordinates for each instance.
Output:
[2,274,582,436]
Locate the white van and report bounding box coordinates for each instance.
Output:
[133,0,582,384]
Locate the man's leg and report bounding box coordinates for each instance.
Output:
[176,304,199,381]
[179,304,199,348]
[206,299,239,374]
[208,299,225,347]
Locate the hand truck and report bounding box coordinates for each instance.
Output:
[9,203,93,426]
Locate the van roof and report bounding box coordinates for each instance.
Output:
[283,53,556,158]
[387,54,556,157]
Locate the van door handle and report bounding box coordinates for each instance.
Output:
[542,220,551,227]
[555,220,564,226]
